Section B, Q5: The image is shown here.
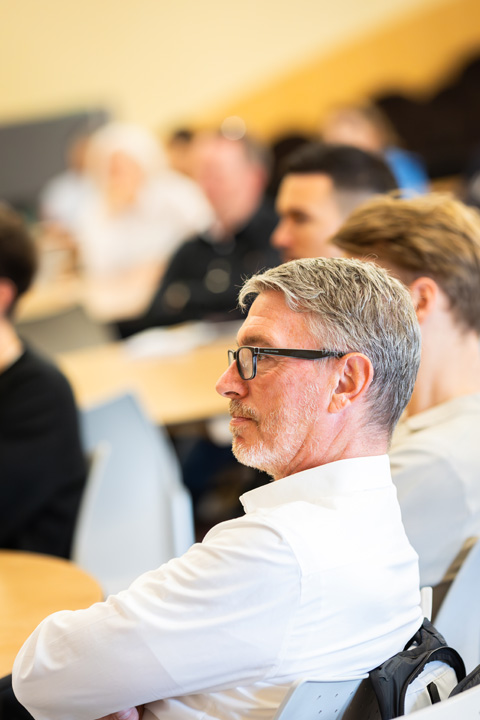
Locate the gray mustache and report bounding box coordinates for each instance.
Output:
[229,400,259,422]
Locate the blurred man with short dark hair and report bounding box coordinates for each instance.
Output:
[271,142,397,262]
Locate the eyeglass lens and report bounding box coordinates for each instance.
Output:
[237,347,253,379]
[228,347,254,380]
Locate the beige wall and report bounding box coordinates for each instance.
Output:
[199,0,480,140]
[0,0,478,140]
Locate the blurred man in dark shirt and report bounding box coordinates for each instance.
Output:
[117,132,280,337]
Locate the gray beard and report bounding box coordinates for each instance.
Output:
[229,391,320,479]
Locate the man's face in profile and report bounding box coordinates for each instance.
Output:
[215,290,330,480]
[271,173,344,263]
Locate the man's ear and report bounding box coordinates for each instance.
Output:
[0,278,16,316]
[328,353,374,414]
[409,276,439,325]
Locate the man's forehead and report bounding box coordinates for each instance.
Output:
[237,291,308,345]
[201,138,247,168]
[277,172,336,204]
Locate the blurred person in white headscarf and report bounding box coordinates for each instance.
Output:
[76,122,214,277]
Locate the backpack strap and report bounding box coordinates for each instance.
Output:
[369,619,466,720]
[398,645,466,712]
[449,663,480,697]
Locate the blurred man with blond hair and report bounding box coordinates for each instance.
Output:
[333,193,480,605]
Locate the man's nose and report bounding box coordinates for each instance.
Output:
[215,359,248,399]
[271,219,292,249]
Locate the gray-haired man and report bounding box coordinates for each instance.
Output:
[14,258,422,720]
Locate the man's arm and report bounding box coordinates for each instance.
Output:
[115,240,205,336]
[13,518,300,720]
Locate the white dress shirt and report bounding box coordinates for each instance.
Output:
[390,393,480,587]
[13,455,422,720]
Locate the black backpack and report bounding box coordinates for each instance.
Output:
[449,662,480,697]
[369,619,466,719]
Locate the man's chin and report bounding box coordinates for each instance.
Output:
[232,438,276,478]
[231,436,248,459]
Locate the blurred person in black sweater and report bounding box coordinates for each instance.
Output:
[0,205,86,558]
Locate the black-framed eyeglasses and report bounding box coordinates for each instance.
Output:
[227,346,346,381]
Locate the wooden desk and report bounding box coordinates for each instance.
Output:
[57,334,233,426]
[0,551,103,676]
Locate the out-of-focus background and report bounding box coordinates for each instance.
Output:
[3,0,480,561]
[1,0,480,215]
[3,0,480,630]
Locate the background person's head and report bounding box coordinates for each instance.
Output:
[217,257,420,479]
[272,143,397,262]
[331,193,480,338]
[321,103,398,153]
[0,205,37,319]
[87,122,166,213]
[191,132,271,234]
[165,127,196,177]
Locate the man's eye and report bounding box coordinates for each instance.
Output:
[292,214,309,224]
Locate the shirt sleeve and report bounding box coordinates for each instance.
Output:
[12,516,301,720]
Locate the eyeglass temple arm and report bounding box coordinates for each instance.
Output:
[255,348,345,359]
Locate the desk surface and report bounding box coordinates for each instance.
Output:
[16,264,236,425]
[57,333,233,425]
[0,550,103,676]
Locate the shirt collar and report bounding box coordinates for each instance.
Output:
[240,455,391,514]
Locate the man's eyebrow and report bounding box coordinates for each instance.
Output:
[236,334,274,348]
[279,207,310,220]
[289,208,310,219]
